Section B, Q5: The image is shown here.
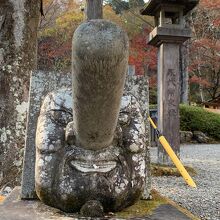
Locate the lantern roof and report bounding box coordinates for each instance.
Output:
[141,0,199,16]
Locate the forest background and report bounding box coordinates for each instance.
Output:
[38,0,220,104]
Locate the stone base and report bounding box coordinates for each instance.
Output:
[0,187,196,220]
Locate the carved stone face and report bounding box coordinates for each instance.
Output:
[35,89,147,212]
[35,19,147,213]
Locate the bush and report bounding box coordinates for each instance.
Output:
[180,105,220,140]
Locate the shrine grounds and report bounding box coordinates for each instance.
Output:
[151,144,220,220]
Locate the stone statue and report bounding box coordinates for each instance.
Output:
[35,20,148,215]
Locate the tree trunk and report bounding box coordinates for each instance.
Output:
[0,0,40,187]
[85,0,103,20]
[196,53,204,103]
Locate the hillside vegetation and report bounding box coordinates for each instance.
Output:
[180,105,220,141]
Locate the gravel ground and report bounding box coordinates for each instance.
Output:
[151,144,220,220]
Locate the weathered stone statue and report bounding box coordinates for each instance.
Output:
[35,20,147,214]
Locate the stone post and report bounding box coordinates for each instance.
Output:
[157,43,181,163]
[141,0,199,164]
[85,0,103,20]
[72,20,129,150]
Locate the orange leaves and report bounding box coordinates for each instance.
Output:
[200,0,220,9]
[149,75,157,88]
[103,5,123,27]
[192,38,220,53]
[0,195,5,203]
[38,0,84,70]
[213,17,220,27]
[190,76,211,88]
[129,29,157,76]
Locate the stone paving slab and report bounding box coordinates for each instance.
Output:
[0,187,197,220]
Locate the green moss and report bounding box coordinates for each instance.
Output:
[114,190,167,218]
[151,163,197,177]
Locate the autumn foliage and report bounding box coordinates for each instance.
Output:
[38,0,83,71]
[129,28,157,75]
[189,0,220,102]
[38,0,220,103]
[38,0,157,81]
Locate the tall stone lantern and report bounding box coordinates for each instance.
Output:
[141,0,199,164]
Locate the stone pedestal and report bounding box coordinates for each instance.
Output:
[0,187,194,220]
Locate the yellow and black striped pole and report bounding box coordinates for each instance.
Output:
[148,116,197,188]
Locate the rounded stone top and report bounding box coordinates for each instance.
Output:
[72,19,129,61]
